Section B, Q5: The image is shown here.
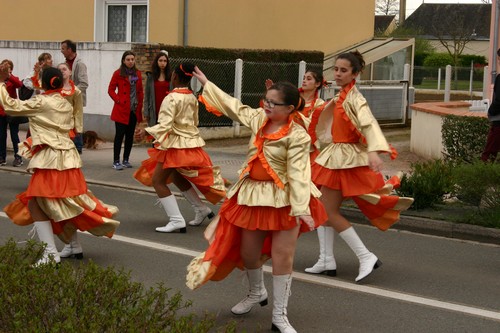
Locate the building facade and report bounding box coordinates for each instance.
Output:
[1,0,375,56]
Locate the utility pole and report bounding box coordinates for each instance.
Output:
[488,0,499,98]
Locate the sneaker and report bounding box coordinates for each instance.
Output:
[122,160,133,168]
[0,159,5,166]
[13,156,23,167]
[112,161,124,170]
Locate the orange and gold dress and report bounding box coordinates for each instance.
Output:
[133,87,226,204]
[0,83,119,243]
[186,81,327,290]
[313,80,413,231]
[300,91,325,162]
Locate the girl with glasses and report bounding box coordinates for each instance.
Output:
[186,67,327,333]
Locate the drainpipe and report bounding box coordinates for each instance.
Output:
[183,0,189,46]
[490,0,499,97]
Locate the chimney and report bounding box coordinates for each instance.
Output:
[399,0,407,24]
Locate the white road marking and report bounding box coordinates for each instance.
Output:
[110,234,500,322]
[1,212,499,322]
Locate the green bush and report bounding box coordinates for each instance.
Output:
[442,115,490,164]
[423,53,454,67]
[452,160,500,209]
[0,240,237,333]
[414,52,431,66]
[396,160,454,210]
[459,54,487,66]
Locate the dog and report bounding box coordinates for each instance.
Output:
[83,130,99,149]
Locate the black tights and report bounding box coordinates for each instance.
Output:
[113,112,137,162]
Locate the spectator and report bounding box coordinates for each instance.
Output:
[0,59,23,167]
[144,50,171,127]
[22,52,53,96]
[61,39,88,154]
[108,50,144,170]
[481,48,500,162]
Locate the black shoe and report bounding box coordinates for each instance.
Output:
[0,159,6,166]
[13,156,23,167]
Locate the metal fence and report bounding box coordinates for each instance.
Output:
[171,57,322,127]
[413,65,485,92]
[323,80,412,126]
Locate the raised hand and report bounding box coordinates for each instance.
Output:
[192,66,208,86]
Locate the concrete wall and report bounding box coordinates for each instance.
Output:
[410,101,487,160]
[410,109,444,159]
[0,41,131,141]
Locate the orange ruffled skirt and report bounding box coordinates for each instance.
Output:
[312,164,413,231]
[134,147,226,204]
[4,168,120,243]
[186,189,327,289]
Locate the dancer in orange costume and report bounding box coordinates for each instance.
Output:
[0,66,119,265]
[134,62,226,233]
[186,67,327,333]
[310,51,413,282]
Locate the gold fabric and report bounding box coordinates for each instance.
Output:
[146,89,206,149]
[315,85,391,170]
[304,97,325,119]
[202,81,321,216]
[63,86,84,133]
[0,83,81,171]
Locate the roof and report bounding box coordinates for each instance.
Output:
[375,15,396,34]
[323,37,415,80]
[402,3,491,40]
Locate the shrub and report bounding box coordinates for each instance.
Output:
[459,54,487,66]
[0,240,237,333]
[396,159,454,210]
[452,160,500,210]
[441,115,490,164]
[423,53,454,67]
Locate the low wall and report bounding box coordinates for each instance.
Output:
[410,101,487,159]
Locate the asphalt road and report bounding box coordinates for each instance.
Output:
[1,170,500,332]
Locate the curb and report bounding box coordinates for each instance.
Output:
[341,207,500,245]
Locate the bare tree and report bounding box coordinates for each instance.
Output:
[375,0,399,15]
[430,10,477,66]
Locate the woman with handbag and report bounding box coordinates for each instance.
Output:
[108,50,144,170]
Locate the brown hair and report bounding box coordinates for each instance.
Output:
[337,50,365,74]
[1,59,13,70]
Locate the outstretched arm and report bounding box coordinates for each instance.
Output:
[192,66,208,86]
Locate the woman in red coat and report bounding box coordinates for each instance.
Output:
[108,50,144,170]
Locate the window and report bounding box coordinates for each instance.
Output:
[96,1,148,43]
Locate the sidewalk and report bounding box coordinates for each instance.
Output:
[3,128,500,245]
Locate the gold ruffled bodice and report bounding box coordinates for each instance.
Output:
[0,83,81,171]
[62,85,83,133]
[315,85,390,169]
[146,89,205,149]
[201,81,321,216]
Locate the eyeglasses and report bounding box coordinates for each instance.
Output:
[262,99,288,108]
